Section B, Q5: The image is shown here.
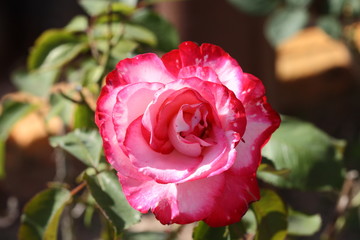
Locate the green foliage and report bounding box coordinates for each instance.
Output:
[317,15,342,39]
[79,0,137,16]
[50,129,103,168]
[0,100,38,178]
[12,69,59,98]
[287,209,321,236]
[28,30,85,71]
[131,9,180,51]
[85,171,141,233]
[265,7,309,46]
[18,187,71,240]
[227,0,280,15]
[260,116,344,190]
[252,189,287,240]
[123,232,168,240]
[0,100,37,140]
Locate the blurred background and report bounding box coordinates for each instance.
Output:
[1,0,360,239]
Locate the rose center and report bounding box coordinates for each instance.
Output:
[168,103,215,157]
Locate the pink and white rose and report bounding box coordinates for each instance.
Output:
[95,41,280,227]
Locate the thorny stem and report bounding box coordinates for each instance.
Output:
[322,170,359,240]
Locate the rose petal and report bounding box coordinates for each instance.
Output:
[204,171,260,227]
[116,53,176,84]
[124,117,201,183]
[161,42,244,98]
[119,172,225,224]
[232,74,280,173]
[112,82,163,152]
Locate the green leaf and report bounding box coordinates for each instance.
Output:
[123,24,157,46]
[0,100,38,140]
[12,69,59,97]
[131,9,179,51]
[65,15,88,32]
[265,7,309,46]
[111,39,138,60]
[73,104,96,129]
[28,30,82,70]
[347,0,360,16]
[258,158,291,177]
[287,209,321,236]
[79,0,137,16]
[228,0,280,15]
[93,22,156,47]
[328,0,345,15]
[47,93,75,127]
[317,15,342,39]
[85,171,141,233]
[123,232,168,240]
[18,187,71,240]
[285,0,312,7]
[0,140,5,179]
[40,42,87,70]
[252,189,287,240]
[193,221,228,240]
[261,116,344,190]
[49,129,103,168]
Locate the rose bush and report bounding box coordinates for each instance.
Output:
[95,41,280,227]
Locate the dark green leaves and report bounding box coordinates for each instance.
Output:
[18,187,71,240]
[252,189,287,240]
[227,0,280,15]
[260,116,344,190]
[265,7,309,46]
[50,129,103,168]
[131,9,180,51]
[28,30,86,71]
[85,171,141,233]
[317,15,342,38]
[193,221,229,240]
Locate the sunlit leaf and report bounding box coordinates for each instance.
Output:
[49,129,102,168]
[131,9,179,51]
[18,187,71,240]
[85,171,141,233]
[228,0,280,15]
[65,15,89,32]
[252,189,287,240]
[28,30,82,70]
[111,39,138,60]
[287,209,321,236]
[261,116,344,190]
[12,69,59,97]
[265,7,309,46]
[79,0,137,16]
[123,24,157,46]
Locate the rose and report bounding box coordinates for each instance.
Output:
[95,41,280,227]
